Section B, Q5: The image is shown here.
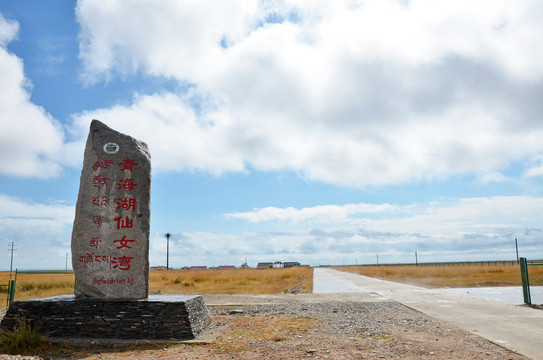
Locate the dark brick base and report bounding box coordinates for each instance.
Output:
[0,295,210,340]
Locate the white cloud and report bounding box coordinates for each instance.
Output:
[0,194,75,270]
[77,0,543,82]
[73,0,543,187]
[523,155,543,178]
[226,196,543,229]
[0,13,18,46]
[76,0,258,84]
[149,196,543,266]
[0,14,65,178]
[0,194,74,220]
[224,196,543,255]
[70,92,246,175]
[476,172,510,184]
[226,203,400,224]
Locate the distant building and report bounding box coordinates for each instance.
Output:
[190,266,207,270]
[240,261,250,269]
[283,262,301,268]
[150,266,167,270]
[218,265,236,269]
[258,261,302,269]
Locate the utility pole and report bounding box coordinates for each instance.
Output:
[165,232,171,270]
[515,238,519,262]
[8,241,16,279]
[415,251,418,266]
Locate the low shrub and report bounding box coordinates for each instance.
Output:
[0,319,49,354]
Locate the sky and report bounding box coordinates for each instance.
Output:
[1,0,543,270]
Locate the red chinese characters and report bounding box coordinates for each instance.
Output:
[113,256,133,271]
[114,216,133,229]
[117,178,137,191]
[114,235,134,249]
[116,197,136,211]
[118,158,138,172]
[84,155,140,277]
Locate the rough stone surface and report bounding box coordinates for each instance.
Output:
[0,296,210,340]
[71,120,151,300]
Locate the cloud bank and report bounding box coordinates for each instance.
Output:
[71,0,543,188]
[0,15,64,178]
[0,194,74,270]
[149,196,543,266]
[2,1,543,187]
[2,191,540,269]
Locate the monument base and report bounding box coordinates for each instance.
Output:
[0,295,210,340]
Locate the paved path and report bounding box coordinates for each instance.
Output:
[314,267,543,360]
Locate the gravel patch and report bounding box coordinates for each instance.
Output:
[1,294,529,359]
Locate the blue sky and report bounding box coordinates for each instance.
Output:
[1,0,543,270]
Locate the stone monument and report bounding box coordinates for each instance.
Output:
[71,119,150,299]
[1,120,211,341]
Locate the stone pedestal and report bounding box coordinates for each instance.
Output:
[0,295,210,340]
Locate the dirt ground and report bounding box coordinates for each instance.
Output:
[2,293,526,360]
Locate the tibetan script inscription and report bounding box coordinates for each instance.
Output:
[71,120,150,299]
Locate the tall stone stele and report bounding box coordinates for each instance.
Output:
[72,120,151,299]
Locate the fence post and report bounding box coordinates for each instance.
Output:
[519,257,531,305]
[7,279,16,308]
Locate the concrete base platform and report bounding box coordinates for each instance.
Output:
[0,295,210,340]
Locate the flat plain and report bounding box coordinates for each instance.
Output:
[0,264,537,359]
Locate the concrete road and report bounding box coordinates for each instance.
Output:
[314,267,543,360]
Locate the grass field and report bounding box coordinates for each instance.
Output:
[2,262,542,311]
[0,267,313,311]
[333,261,543,288]
[149,267,313,294]
[0,271,75,305]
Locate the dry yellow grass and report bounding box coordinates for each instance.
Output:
[0,271,75,304]
[334,262,543,288]
[0,267,313,311]
[149,267,313,294]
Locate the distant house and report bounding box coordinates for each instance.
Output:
[150,266,167,270]
[257,262,273,269]
[190,266,207,270]
[218,265,236,269]
[283,262,301,268]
